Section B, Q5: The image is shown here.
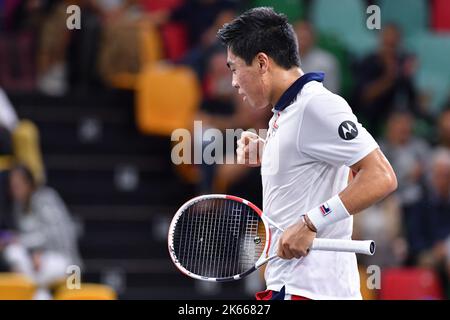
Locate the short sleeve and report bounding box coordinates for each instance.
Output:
[298,93,379,167]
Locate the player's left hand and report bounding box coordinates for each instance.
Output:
[277,219,316,259]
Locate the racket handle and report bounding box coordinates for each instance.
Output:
[263,239,375,265]
[311,239,375,255]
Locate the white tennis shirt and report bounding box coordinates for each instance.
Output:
[260,72,379,300]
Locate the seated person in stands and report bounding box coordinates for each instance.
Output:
[406,149,450,268]
[354,24,418,136]
[294,21,340,93]
[0,87,46,220]
[1,165,81,299]
[196,49,271,198]
[144,0,237,80]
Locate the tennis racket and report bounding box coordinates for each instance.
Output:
[168,194,375,282]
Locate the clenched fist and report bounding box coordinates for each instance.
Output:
[277,218,317,259]
[236,131,265,167]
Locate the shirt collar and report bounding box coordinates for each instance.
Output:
[273,72,325,112]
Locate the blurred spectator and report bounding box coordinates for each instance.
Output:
[148,0,237,81]
[355,24,418,136]
[66,0,103,92]
[406,149,450,267]
[437,108,450,149]
[0,88,46,185]
[0,0,46,91]
[36,1,71,95]
[153,0,237,51]
[195,49,271,193]
[97,0,157,87]
[196,48,235,193]
[5,0,50,32]
[353,195,406,268]
[379,111,430,209]
[294,20,341,93]
[0,87,18,226]
[0,87,19,132]
[1,165,81,299]
[3,0,47,32]
[13,119,46,186]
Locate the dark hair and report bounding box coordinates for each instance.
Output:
[217,7,301,69]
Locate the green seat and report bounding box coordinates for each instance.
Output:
[378,0,428,37]
[408,33,450,114]
[251,0,305,22]
[311,0,377,57]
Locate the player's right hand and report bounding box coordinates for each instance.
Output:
[236,131,264,167]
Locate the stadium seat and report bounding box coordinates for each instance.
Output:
[251,0,305,22]
[378,0,428,37]
[311,0,377,57]
[380,268,444,300]
[140,0,183,11]
[432,0,450,32]
[100,20,163,90]
[136,63,200,136]
[0,273,36,300]
[139,21,164,69]
[407,32,450,114]
[161,23,188,61]
[53,283,117,300]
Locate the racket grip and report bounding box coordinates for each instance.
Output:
[311,239,375,255]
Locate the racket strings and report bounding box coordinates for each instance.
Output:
[172,198,266,278]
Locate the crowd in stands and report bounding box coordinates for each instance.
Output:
[1,88,81,299]
[1,0,450,298]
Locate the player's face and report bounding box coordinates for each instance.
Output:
[226,49,270,109]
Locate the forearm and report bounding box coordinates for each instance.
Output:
[340,152,397,215]
[306,149,397,232]
[339,169,395,215]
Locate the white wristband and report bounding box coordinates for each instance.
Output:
[306,195,351,233]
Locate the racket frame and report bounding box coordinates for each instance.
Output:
[167,194,272,282]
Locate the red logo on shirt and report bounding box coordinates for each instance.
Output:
[273,112,281,129]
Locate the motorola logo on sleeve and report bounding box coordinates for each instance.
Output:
[338,121,358,140]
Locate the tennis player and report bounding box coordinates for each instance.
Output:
[217,7,397,300]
